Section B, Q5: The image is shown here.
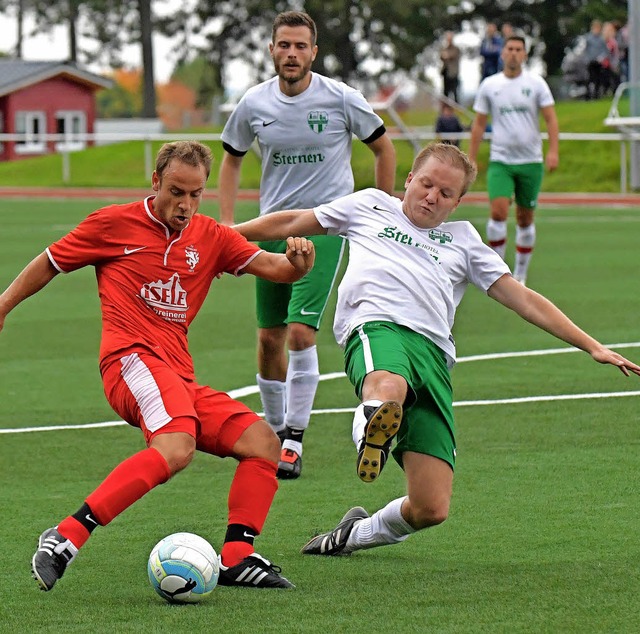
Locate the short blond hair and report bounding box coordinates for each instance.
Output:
[155,141,213,180]
[411,143,477,196]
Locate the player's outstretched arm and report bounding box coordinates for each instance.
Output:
[233,209,327,242]
[487,274,640,377]
[0,252,59,333]
[244,237,315,284]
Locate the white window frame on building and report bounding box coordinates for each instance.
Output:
[15,111,46,154]
[55,110,87,151]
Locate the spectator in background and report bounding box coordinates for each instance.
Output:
[501,23,514,40]
[498,23,514,71]
[440,31,461,103]
[480,23,503,80]
[435,103,464,147]
[615,21,629,83]
[584,19,608,100]
[601,21,621,95]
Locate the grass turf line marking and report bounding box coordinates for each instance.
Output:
[2,341,639,434]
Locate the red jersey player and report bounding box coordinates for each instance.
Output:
[0,141,315,591]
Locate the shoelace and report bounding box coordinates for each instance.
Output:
[249,554,283,574]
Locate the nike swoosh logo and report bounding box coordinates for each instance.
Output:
[300,308,320,316]
[124,246,147,255]
[243,531,255,539]
[262,120,277,127]
[85,514,98,525]
[373,205,392,212]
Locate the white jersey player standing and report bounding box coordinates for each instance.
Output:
[218,10,396,479]
[469,35,559,287]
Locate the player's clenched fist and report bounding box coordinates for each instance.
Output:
[285,236,315,273]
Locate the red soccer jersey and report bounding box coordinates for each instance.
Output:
[47,197,262,380]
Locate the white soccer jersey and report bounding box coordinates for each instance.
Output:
[473,70,555,164]
[314,189,510,364]
[222,73,384,214]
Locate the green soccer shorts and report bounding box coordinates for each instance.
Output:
[255,234,346,329]
[487,161,544,209]
[344,321,456,469]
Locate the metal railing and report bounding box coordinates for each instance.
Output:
[1,130,639,192]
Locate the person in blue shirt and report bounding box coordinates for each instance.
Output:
[480,23,503,79]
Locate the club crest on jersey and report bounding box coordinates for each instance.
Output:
[428,229,453,244]
[522,88,531,97]
[307,111,328,133]
[140,272,188,323]
[185,245,200,272]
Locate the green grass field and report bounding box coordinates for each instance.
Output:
[1,198,640,633]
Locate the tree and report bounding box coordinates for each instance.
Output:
[170,56,222,108]
[170,0,453,92]
[96,69,142,118]
[137,0,156,117]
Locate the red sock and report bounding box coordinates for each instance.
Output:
[220,541,255,567]
[84,447,171,526]
[57,517,91,549]
[221,457,278,567]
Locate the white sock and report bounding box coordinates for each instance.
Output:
[284,346,319,430]
[256,374,286,434]
[514,224,536,279]
[486,219,508,259]
[352,400,383,448]
[282,439,303,455]
[345,497,415,553]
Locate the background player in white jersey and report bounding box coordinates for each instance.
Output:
[469,35,559,287]
[218,10,396,479]
[232,142,640,558]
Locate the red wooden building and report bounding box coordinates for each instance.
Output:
[0,60,112,161]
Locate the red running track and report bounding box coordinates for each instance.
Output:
[0,187,639,206]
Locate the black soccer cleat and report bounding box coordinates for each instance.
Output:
[276,447,302,479]
[218,553,295,588]
[301,506,370,556]
[356,401,402,482]
[31,527,78,591]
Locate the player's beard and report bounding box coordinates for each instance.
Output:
[275,59,311,85]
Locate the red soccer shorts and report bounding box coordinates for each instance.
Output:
[101,351,261,456]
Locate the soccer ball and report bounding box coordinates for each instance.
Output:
[147,532,219,604]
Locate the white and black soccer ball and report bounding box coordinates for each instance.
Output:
[147,532,219,604]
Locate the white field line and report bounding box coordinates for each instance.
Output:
[2,342,639,435]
